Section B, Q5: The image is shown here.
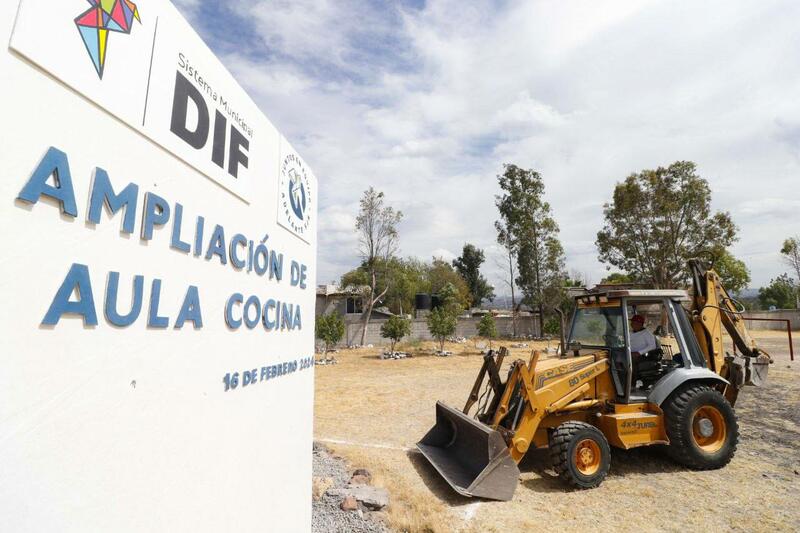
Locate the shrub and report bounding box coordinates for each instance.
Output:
[315,312,345,356]
[381,315,412,353]
[477,314,498,349]
[427,307,457,352]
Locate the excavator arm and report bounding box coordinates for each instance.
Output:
[688,259,772,404]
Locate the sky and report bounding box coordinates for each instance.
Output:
[174,0,800,292]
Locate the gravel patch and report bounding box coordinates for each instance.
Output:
[312,443,389,533]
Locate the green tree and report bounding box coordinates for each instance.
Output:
[315,312,345,358]
[453,244,495,306]
[437,281,465,317]
[428,258,471,310]
[495,219,519,336]
[600,272,637,284]
[496,164,566,334]
[380,315,411,353]
[596,161,738,289]
[781,237,800,307]
[712,249,751,295]
[477,314,498,349]
[758,274,797,309]
[427,306,457,353]
[343,187,403,345]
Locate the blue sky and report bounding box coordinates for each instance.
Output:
[175,0,800,291]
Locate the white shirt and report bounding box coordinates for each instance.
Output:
[630,328,658,354]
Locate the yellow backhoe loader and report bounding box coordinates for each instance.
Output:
[417,260,775,501]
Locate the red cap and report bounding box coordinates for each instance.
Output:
[631,314,645,324]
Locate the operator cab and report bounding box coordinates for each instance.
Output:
[566,290,707,403]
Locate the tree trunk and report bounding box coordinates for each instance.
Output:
[508,249,517,337]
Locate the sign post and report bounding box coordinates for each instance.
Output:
[0,1,317,530]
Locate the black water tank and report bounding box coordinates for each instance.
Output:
[415,293,432,310]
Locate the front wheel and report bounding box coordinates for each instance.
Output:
[663,383,738,469]
[550,421,611,489]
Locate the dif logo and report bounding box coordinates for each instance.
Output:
[169,72,250,179]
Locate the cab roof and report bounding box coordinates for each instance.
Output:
[577,289,690,305]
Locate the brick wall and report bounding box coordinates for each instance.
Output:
[339,315,541,347]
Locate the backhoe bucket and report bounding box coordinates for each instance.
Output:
[416,401,519,501]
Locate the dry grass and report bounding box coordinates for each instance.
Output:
[315,332,800,532]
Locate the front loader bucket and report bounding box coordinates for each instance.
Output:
[416,401,520,501]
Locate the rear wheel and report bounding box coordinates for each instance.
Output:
[663,383,738,469]
[550,421,611,489]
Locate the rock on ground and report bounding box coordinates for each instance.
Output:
[312,443,388,533]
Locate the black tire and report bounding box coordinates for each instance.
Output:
[663,383,738,469]
[550,421,611,489]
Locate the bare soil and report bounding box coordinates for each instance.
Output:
[314,332,800,532]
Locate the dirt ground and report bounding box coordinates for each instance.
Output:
[314,331,800,532]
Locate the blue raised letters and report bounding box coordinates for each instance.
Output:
[270,251,283,281]
[205,224,228,265]
[170,203,191,253]
[105,271,143,327]
[225,293,243,329]
[42,263,97,326]
[18,146,78,217]
[175,285,203,329]
[263,298,277,330]
[141,192,171,240]
[243,295,260,329]
[87,168,139,234]
[148,278,169,328]
[229,234,247,269]
[254,244,268,275]
[194,216,205,257]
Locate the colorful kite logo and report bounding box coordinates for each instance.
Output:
[75,0,141,79]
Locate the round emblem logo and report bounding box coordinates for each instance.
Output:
[279,153,312,238]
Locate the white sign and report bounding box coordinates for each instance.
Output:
[0,1,316,531]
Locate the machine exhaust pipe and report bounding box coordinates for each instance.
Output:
[416,401,520,501]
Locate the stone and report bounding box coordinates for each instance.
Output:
[328,485,389,511]
[340,495,358,511]
[352,468,372,483]
[311,476,334,501]
[350,474,370,485]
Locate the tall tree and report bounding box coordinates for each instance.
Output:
[428,258,471,310]
[596,161,738,289]
[347,187,402,345]
[453,244,495,307]
[495,220,519,336]
[712,249,751,295]
[781,237,800,307]
[496,164,566,334]
[758,274,797,310]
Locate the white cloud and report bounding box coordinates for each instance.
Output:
[182,0,800,290]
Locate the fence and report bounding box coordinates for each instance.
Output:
[741,310,800,331]
[339,315,541,347]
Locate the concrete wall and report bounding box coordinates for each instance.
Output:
[340,315,541,346]
[742,310,800,331]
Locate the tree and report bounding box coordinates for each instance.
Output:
[596,161,738,289]
[453,244,495,307]
[380,315,411,353]
[495,220,519,336]
[496,164,566,335]
[428,258,471,310]
[315,312,345,358]
[712,250,751,295]
[600,272,637,285]
[781,237,800,307]
[427,306,457,353]
[758,274,797,310]
[437,281,465,317]
[477,314,498,349]
[346,187,403,345]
